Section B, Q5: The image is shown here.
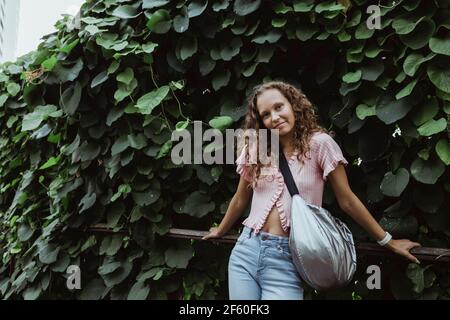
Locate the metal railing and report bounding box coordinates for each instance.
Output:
[88,224,450,263]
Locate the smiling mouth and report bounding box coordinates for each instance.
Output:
[274,122,286,129]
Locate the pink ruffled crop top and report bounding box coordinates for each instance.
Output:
[235,132,349,234]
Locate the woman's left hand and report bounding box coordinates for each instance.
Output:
[385,239,422,264]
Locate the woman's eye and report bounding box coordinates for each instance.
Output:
[276,104,282,110]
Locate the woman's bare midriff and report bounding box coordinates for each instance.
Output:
[260,205,289,237]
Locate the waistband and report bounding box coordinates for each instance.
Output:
[241,226,290,245]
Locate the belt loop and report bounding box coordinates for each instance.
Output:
[248,228,253,238]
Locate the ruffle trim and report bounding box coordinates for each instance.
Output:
[252,150,298,233]
[253,171,287,234]
[236,162,254,183]
[236,144,254,183]
[323,157,349,181]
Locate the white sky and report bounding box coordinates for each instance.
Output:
[16,0,85,58]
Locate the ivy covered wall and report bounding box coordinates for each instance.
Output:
[0,0,449,299]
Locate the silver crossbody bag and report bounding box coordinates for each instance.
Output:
[279,150,357,291]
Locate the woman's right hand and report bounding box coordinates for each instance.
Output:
[201,227,225,241]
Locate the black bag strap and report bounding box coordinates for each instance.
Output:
[279,148,300,197]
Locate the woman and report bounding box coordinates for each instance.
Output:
[202,81,421,300]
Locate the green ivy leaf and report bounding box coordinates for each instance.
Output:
[79,193,97,213]
[23,285,42,300]
[174,6,189,33]
[411,157,445,184]
[380,215,418,238]
[399,18,435,50]
[39,243,60,264]
[429,36,450,56]
[102,259,132,287]
[60,39,80,54]
[234,0,261,16]
[395,79,418,100]
[142,42,158,53]
[376,94,412,124]
[356,104,376,120]
[17,224,34,242]
[342,70,362,83]
[406,264,425,294]
[143,0,170,9]
[380,168,410,197]
[91,71,109,88]
[417,118,447,136]
[22,105,62,132]
[79,142,101,162]
[127,281,150,300]
[128,133,148,150]
[60,82,82,115]
[183,191,215,218]
[209,116,233,130]
[272,17,287,28]
[0,94,8,107]
[112,5,140,19]
[136,86,170,115]
[116,68,134,85]
[79,278,108,300]
[156,140,172,159]
[435,139,450,166]
[52,58,83,83]
[199,55,216,76]
[179,35,198,60]
[293,0,314,12]
[392,13,424,35]
[39,156,61,170]
[41,55,58,71]
[315,0,345,13]
[403,52,436,77]
[220,38,243,60]
[132,189,160,206]
[252,30,282,44]
[427,62,450,93]
[212,70,231,91]
[146,9,170,31]
[111,184,132,202]
[355,23,374,40]
[7,83,20,97]
[418,148,429,160]
[111,135,130,156]
[411,98,439,126]
[106,202,125,228]
[187,0,208,18]
[176,120,190,131]
[165,241,194,269]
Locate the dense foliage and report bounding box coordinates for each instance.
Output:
[0,0,449,299]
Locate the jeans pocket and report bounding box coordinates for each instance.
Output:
[236,233,248,245]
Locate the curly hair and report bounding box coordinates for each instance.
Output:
[240,81,333,189]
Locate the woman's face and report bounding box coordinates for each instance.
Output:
[256,88,296,137]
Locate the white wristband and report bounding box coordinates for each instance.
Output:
[377,232,392,246]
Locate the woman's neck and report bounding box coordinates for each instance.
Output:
[280,133,296,153]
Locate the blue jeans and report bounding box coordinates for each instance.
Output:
[228,226,304,300]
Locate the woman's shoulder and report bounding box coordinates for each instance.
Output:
[309,131,334,147]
